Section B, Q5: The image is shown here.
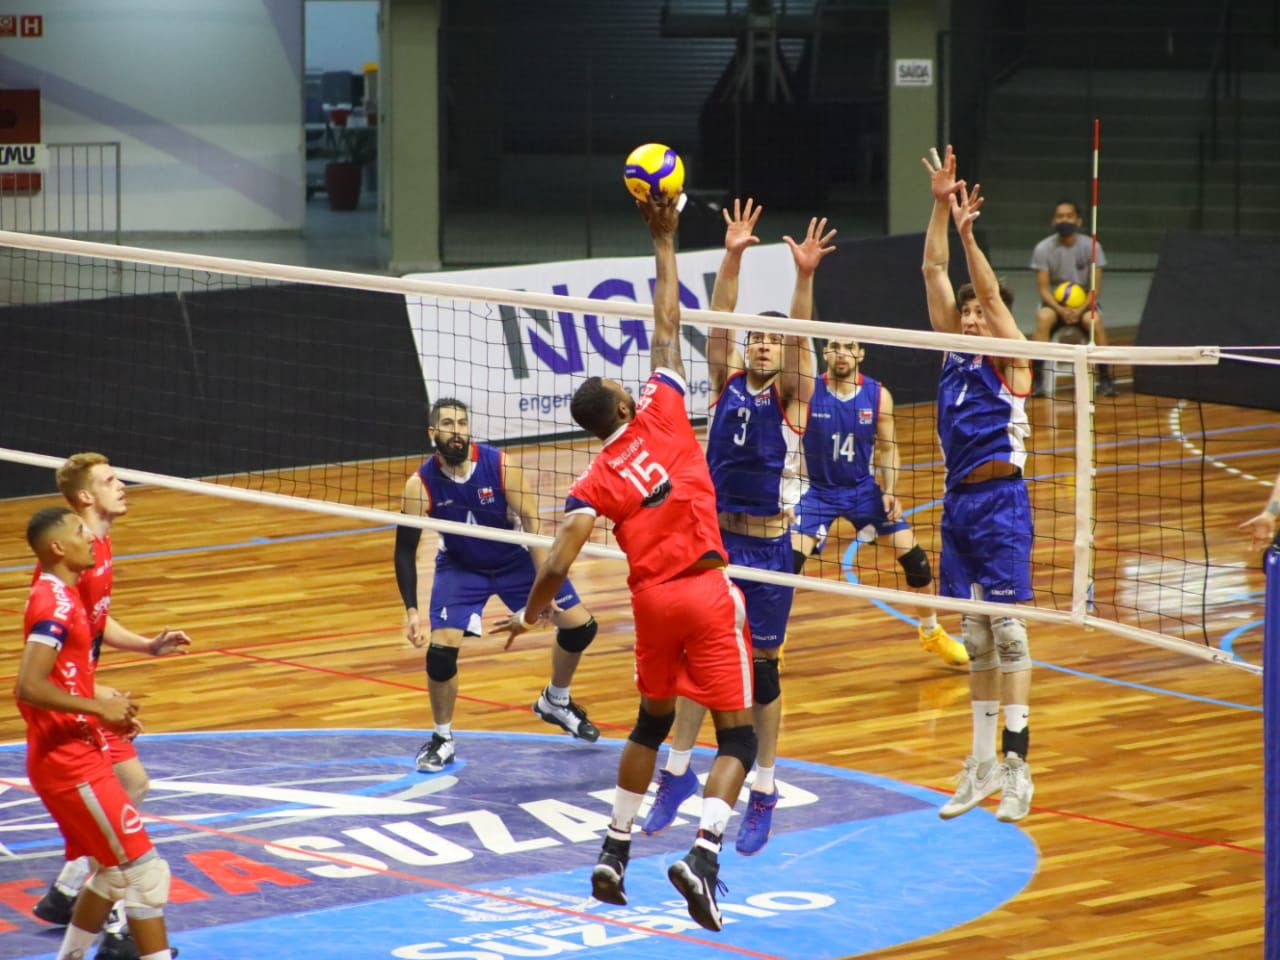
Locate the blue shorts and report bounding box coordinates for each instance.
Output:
[794,483,910,551]
[939,476,1033,603]
[721,529,793,650]
[429,554,582,636]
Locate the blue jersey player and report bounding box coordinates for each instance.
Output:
[792,337,968,666]
[395,398,600,773]
[644,198,834,856]
[922,146,1035,823]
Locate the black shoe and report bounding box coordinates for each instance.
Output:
[667,845,726,932]
[590,837,630,905]
[32,882,75,926]
[1097,377,1116,397]
[533,692,600,743]
[95,930,178,960]
[95,929,139,960]
[415,733,455,773]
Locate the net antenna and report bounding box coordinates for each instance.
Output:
[0,229,1246,672]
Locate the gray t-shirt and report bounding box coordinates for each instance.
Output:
[1029,234,1107,285]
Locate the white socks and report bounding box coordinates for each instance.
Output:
[1004,704,1029,734]
[752,765,776,795]
[664,748,692,777]
[973,700,1000,765]
[607,787,645,842]
[698,796,732,841]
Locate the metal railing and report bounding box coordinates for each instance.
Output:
[0,142,121,244]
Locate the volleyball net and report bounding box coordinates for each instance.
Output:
[0,228,1250,671]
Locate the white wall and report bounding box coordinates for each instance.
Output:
[0,1,305,232]
[306,1,378,73]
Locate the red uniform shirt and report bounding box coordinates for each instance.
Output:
[566,369,727,592]
[21,573,109,788]
[33,532,112,662]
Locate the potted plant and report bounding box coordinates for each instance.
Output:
[324,125,376,211]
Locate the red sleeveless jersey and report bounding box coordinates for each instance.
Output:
[21,574,109,788]
[565,369,726,592]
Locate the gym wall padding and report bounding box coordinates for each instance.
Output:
[1135,231,1280,412]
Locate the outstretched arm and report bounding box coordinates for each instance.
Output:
[921,145,963,333]
[638,197,687,381]
[950,183,1024,342]
[779,215,837,407]
[707,198,760,393]
[495,512,596,647]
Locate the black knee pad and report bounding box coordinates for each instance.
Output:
[425,643,459,683]
[627,706,675,751]
[752,656,781,705]
[792,548,810,574]
[898,544,932,589]
[715,724,757,773]
[556,616,597,654]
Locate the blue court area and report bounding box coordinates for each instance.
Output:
[0,731,1038,959]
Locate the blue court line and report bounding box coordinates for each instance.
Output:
[0,524,395,575]
[1220,619,1264,661]
[1033,661,1261,712]
[837,503,1260,712]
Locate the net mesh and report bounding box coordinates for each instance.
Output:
[0,231,1238,664]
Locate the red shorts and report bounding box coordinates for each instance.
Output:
[631,568,752,711]
[104,728,137,766]
[37,768,152,866]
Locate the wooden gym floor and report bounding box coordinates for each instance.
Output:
[0,390,1268,957]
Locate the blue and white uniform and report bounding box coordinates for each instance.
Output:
[936,352,1033,602]
[706,370,800,649]
[419,443,580,635]
[794,372,909,549]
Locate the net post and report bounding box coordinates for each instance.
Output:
[1070,344,1094,621]
[1266,536,1280,958]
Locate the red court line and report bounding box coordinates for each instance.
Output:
[1024,804,1263,855]
[210,647,1265,856]
[0,779,784,960]
[0,627,395,685]
[36,629,1264,858]
[215,648,632,733]
[912,784,1263,855]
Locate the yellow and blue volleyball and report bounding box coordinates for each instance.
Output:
[623,143,685,203]
[1053,282,1088,309]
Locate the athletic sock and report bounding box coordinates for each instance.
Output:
[752,765,776,795]
[665,748,693,776]
[972,700,1000,765]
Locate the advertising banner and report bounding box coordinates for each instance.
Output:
[404,245,798,443]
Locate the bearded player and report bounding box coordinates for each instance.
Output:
[396,399,600,774]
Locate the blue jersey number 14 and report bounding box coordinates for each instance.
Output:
[831,432,856,462]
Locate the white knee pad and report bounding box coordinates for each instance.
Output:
[993,616,1031,673]
[84,863,128,903]
[962,615,997,672]
[122,853,170,920]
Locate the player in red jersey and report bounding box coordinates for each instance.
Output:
[496,196,756,933]
[18,507,176,960]
[32,454,190,960]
